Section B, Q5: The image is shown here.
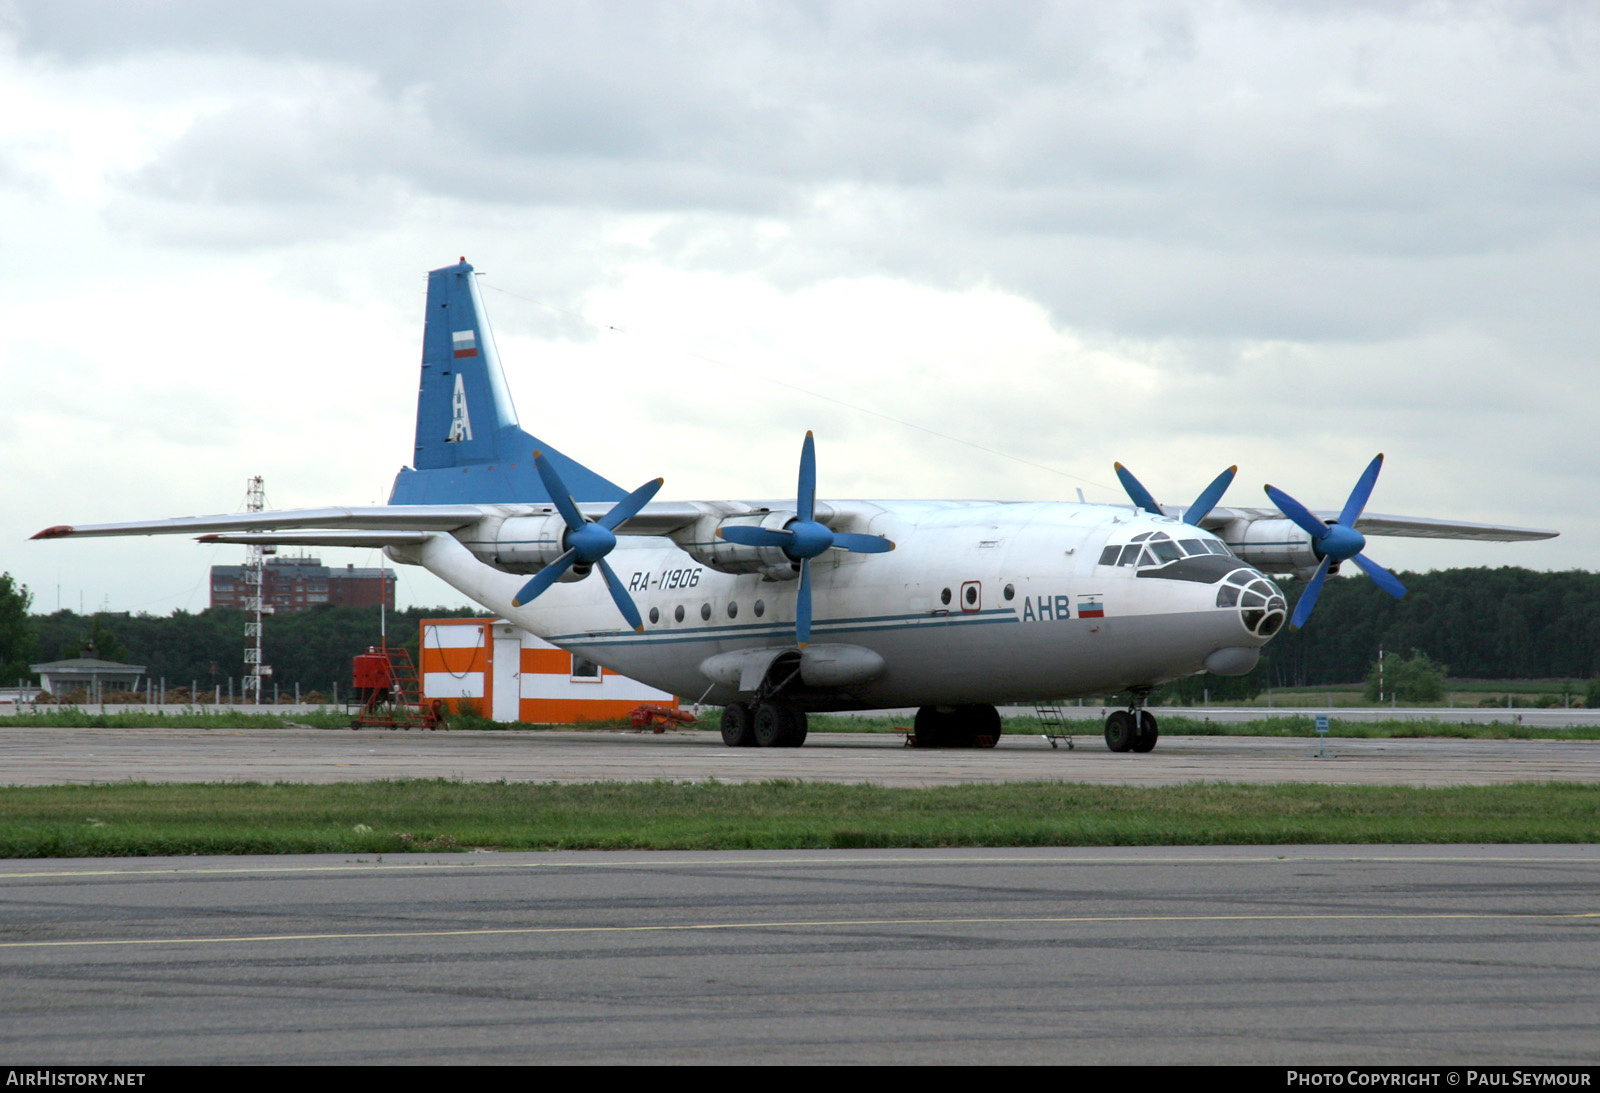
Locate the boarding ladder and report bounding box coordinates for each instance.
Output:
[1035,702,1075,749]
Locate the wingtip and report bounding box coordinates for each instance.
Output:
[31,525,73,540]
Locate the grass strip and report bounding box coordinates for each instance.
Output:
[808,714,1600,740]
[7,709,1595,739]
[1,779,1596,857]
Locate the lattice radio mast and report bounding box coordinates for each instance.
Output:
[241,475,269,704]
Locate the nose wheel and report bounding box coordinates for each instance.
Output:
[1105,704,1159,753]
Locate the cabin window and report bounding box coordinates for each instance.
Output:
[754,599,765,617]
[1003,584,1015,600]
[700,603,712,621]
[674,605,685,622]
[727,602,738,619]
[940,588,952,605]
[649,607,660,624]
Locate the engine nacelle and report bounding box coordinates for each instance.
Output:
[451,513,586,578]
[671,511,801,581]
[1218,517,1323,578]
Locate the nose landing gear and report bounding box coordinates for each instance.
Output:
[1104,691,1159,753]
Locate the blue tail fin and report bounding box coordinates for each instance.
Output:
[388,259,626,506]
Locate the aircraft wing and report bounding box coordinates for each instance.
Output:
[31,505,491,540]
[197,530,438,548]
[32,500,709,542]
[1196,506,1558,542]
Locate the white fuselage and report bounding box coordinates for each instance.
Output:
[396,500,1282,711]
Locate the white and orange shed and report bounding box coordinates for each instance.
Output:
[419,618,679,724]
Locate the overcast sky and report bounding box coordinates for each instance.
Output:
[2,0,1594,617]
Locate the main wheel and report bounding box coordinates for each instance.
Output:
[959,704,1003,748]
[1104,710,1136,752]
[913,706,954,747]
[754,703,805,747]
[720,701,757,747]
[1131,710,1159,753]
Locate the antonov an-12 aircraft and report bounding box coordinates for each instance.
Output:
[35,260,1557,752]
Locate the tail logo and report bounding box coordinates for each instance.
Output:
[452,329,479,358]
[447,372,473,443]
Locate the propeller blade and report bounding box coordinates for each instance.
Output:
[533,451,586,531]
[718,526,795,548]
[597,558,644,632]
[511,549,577,608]
[1114,463,1163,517]
[597,476,665,532]
[797,431,817,524]
[1338,453,1384,528]
[1185,465,1237,526]
[796,558,812,647]
[1351,552,1407,601]
[1290,556,1332,630]
[830,532,895,554]
[1264,484,1331,542]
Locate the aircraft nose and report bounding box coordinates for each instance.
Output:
[1215,565,1289,640]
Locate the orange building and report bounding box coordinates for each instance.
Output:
[419,618,678,723]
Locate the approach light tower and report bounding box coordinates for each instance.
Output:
[241,476,270,704]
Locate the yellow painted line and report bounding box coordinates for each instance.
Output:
[2,911,1597,951]
[3,851,1600,882]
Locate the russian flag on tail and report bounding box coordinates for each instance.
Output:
[452,330,478,358]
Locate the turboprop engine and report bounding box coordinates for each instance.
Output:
[453,512,587,578]
[1215,517,1323,579]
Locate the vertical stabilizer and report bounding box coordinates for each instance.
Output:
[389,260,626,505]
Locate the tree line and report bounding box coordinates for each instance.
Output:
[4,566,1600,695]
[10,597,487,697]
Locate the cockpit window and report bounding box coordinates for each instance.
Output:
[1149,539,1183,564]
[1102,529,1233,570]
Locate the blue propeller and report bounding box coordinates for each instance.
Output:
[1114,462,1238,525]
[1264,453,1407,630]
[509,451,663,632]
[717,431,894,646]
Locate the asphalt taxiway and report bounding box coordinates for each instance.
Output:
[2,724,1599,787]
[2,845,1596,1065]
[4,726,1597,1065]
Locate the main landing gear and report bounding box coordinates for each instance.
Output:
[720,700,808,748]
[911,704,1003,748]
[1104,692,1159,753]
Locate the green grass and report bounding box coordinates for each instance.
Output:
[5,707,1596,739]
[1,779,1597,857]
[806,713,1600,740]
[0,708,354,730]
